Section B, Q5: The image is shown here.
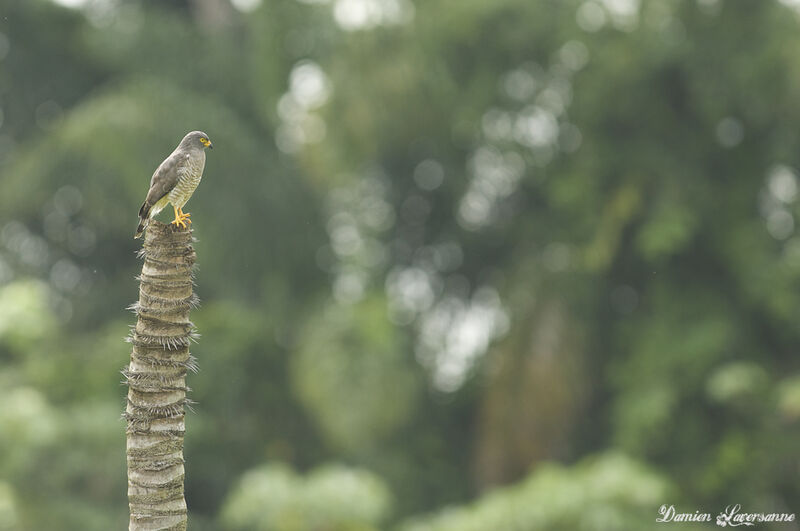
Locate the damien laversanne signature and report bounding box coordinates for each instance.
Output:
[657,504,796,526]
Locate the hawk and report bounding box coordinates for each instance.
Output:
[134,131,213,238]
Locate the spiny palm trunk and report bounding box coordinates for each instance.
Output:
[124,221,198,530]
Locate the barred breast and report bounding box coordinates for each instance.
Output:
[168,151,206,209]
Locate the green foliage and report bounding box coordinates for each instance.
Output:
[400,453,675,531]
[292,296,419,453]
[0,382,126,530]
[777,375,800,421]
[635,199,697,262]
[220,463,391,531]
[0,481,21,531]
[0,280,55,353]
[706,362,769,405]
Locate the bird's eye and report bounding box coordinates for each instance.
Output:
[200,137,207,143]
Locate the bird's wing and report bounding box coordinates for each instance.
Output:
[144,151,189,206]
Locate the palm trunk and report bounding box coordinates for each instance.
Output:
[124,221,198,530]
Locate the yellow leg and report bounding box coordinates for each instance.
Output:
[178,207,191,225]
[170,204,188,229]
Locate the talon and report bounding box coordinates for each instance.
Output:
[171,205,189,229]
[177,207,192,224]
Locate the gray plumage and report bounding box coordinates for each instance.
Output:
[135,131,213,238]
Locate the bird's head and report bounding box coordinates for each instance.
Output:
[183,130,213,150]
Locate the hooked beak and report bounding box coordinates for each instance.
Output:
[208,141,213,149]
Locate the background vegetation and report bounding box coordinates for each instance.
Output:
[1,0,799,529]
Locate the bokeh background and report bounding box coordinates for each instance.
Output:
[1,0,799,529]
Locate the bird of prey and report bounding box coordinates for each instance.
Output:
[134,131,213,238]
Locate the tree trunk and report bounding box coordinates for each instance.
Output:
[124,221,198,530]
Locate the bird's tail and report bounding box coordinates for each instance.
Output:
[134,202,151,239]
